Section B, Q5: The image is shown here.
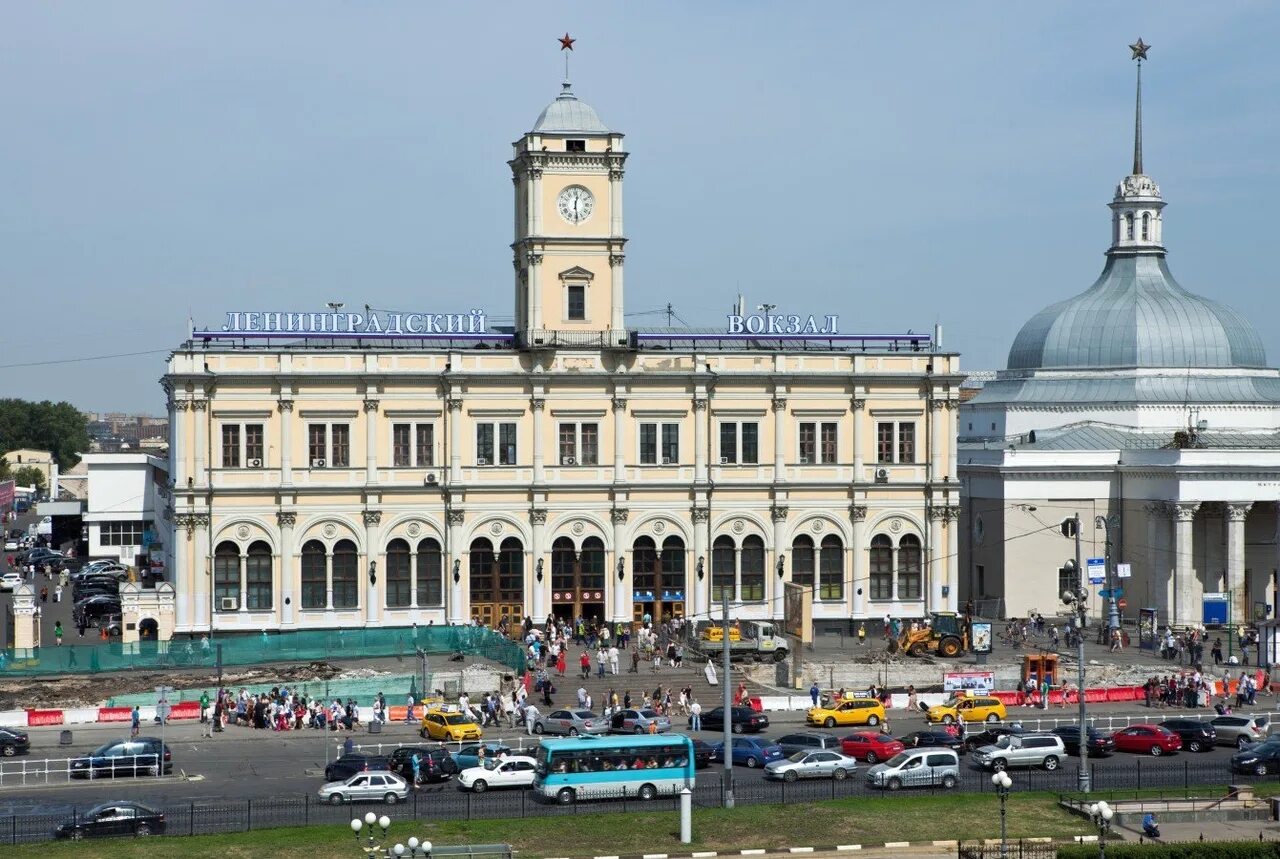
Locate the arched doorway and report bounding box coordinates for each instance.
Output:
[138,617,159,644]
[551,537,606,624]
[470,536,524,628]
[632,536,686,623]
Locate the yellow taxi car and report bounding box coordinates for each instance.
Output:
[926,693,1007,725]
[420,706,483,742]
[806,697,886,728]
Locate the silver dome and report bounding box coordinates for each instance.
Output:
[531,82,610,135]
[1007,254,1267,371]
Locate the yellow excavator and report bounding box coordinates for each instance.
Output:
[889,612,969,658]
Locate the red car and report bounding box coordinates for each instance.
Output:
[1112,724,1182,756]
[841,731,905,763]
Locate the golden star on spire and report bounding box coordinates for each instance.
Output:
[1129,38,1150,61]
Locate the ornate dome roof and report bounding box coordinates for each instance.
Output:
[532,81,610,135]
[1007,254,1268,371]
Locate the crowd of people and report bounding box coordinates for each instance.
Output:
[197,687,392,735]
[1141,667,1272,711]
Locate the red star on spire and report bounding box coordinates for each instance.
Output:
[559,32,575,51]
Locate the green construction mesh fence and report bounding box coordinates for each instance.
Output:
[0,625,525,677]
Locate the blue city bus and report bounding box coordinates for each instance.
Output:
[532,734,696,804]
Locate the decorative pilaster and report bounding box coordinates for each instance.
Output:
[531,396,546,484]
[1173,502,1200,626]
[1226,502,1253,627]
[772,397,787,480]
[850,505,867,617]
[192,512,210,630]
[172,513,192,631]
[928,506,947,611]
[192,399,208,487]
[448,397,463,484]
[447,509,465,624]
[363,509,382,625]
[530,508,547,619]
[611,508,629,622]
[693,397,709,483]
[930,398,945,480]
[771,506,787,620]
[278,398,294,486]
[612,395,628,482]
[277,511,297,626]
[363,399,380,486]
[851,397,866,477]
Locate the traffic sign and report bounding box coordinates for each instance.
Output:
[1118,598,1128,610]
[1087,557,1106,584]
[1099,588,1124,599]
[1116,563,1132,579]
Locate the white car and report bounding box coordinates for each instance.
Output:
[3,539,18,551]
[0,573,23,592]
[317,771,409,805]
[456,755,539,793]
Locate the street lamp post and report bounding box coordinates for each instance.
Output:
[1088,800,1114,859]
[992,770,1012,859]
[1095,515,1121,640]
[351,813,432,859]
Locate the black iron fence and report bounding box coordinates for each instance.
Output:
[3,758,1272,845]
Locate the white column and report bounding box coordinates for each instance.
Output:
[945,402,958,481]
[278,512,296,626]
[531,168,543,235]
[929,398,944,480]
[532,397,546,483]
[193,400,208,487]
[448,512,465,625]
[238,552,248,615]
[610,252,625,335]
[448,398,463,485]
[172,402,190,486]
[173,516,191,631]
[928,508,944,611]
[609,166,623,237]
[692,510,708,620]
[364,399,379,485]
[771,507,787,621]
[612,509,629,622]
[325,549,334,612]
[850,506,866,617]
[693,399,708,483]
[528,252,544,333]
[279,399,293,486]
[612,396,627,482]
[772,397,787,481]
[1174,502,1199,626]
[945,506,959,612]
[1227,503,1252,626]
[364,510,382,626]
[531,510,546,620]
[193,514,210,630]
[852,398,866,481]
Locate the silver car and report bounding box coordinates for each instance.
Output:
[535,709,609,737]
[763,750,858,782]
[866,749,960,791]
[609,708,672,734]
[318,771,410,805]
[1211,714,1269,748]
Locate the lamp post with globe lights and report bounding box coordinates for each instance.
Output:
[1088,801,1114,858]
[992,770,1013,859]
[350,813,432,859]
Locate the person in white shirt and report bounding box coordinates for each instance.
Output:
[609,645,620,675]
[523,703,540,736]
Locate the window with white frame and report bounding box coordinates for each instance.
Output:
[798,421,837,464]
[220,423,266,468]
[639,422,679,465]
[876,421,916,464]
[558,422,598,465]
[308,423,350,467]
[100,520,147,547]
[476,422,517,465]
[392,423,435,467]
[718,422,759,464]
[566,284,586,321]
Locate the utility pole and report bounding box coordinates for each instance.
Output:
[1073,513,1090,793]
[1096,515,1122,640]
[721,586,734,808]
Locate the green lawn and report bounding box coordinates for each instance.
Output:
[9,792,1097,859]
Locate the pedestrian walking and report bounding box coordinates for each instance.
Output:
[406,693,416,723]
[130,705,141,738]
[53,621,63,646]
[810,681,820,707]
[857,623,866,646]
[690,699,702,732]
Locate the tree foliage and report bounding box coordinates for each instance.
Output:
[9,465,46,492]
[0,399,91,468]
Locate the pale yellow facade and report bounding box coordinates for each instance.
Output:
[161,81,961,637]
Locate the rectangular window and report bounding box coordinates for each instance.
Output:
[330,424,350,467]
[100,521,147,547]
[877,422,894,464]
[898,423,915,464]
[820,422,837,464]
[719,423,737,464]
[559,423,576,464]
[308,425,327,465]
[580,423,598,465]
[245,424,264,463]
[640,423,679,464]
[566,139,586,153]
[567,285,586,321]
[498,422,517,465]
[661,423,679,463]
[393,424,412,467]
[741,423,758,464]
[798,422,815,463]
[477,424,494,464]
[719,422,759,465]
[415,424,434,467]
[558,422,598,465]
[639,424,657,465]
[221,425,240,468]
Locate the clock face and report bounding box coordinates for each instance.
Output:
[557,185,594,224]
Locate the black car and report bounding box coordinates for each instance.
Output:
[324,753,391,783]
[74,583,120,601]
[964,724,1024,751]
[691,739,714,769]
[54,802,166,840]
[1051,726,1117,757]
[774,731,844,756]
[74,596,122,623]
[899,730,966,751]
[70,738,172,778]
[698,706,769,734]
[1232,743,1280,775]
[1159,719,1216,753]
[387,746,458,783]
[0,727,30,757]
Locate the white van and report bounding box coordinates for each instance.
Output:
[864,748,960,790]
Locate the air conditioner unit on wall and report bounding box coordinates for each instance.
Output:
[311,458,326,468]
[425,473,438,485]
[661,457,672,465]
[476,457,488,466]
[220,596,238,611]
[562,456,576,466]
[799,456,809,464]
[248,458,263,468]
[719,457,729,465]
[875,467,889,483]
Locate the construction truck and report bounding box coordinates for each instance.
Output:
[696,620,789,662]
[889,612,969,658]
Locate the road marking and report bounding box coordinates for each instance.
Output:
[882,843,910,849]
[740,850,767,855]
[787,849,814,854]
[834,847,862,852]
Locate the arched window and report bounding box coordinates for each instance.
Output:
[498,537,524,604]
[632,536,657,592]
[214,541,239,612]
[332,539,358,609]
[1141,212,1150,240]
[580,537,605,591]
[791,535,815,588]
[661,537,686,589]
[898,534,922,600]
[1125,212,1135,240]
[869,535,893,601]
[551,537,576,593]
[301,540,326,609]
[417,538,443,607]
[711,536,735,602]
[470,538,496,604]
[740,535,765,602]
[386,539,411,608]
[819,535,844,601]
[246,541,273,610]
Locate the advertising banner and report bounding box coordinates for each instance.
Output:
[970,621,993,653]
[942,671,995,693]
[0,480,13,509]
[1138,607,1158,650]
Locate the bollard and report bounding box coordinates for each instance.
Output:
[680,787,692,844]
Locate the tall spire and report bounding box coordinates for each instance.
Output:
[1129,38,1150,175]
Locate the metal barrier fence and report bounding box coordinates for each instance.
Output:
[0,754,170,787]
[2,758,1276,845]
[0,625,525,677]
[991,708,1280,734]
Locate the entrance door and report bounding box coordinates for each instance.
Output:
[550,537,606,624]
[631,535,686,624]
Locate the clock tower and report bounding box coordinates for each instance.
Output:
[510,78,628,346]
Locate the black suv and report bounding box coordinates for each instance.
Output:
[1051,726,1117,757]
[699,706,769,734]
[70,738,172,778]
[387,746,458,783]
[1159,719,1216,753]
[324,753,390,783]
[964,724,1024,752]
[0,728,30,757]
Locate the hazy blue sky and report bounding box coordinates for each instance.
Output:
[3,3,1278,413]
